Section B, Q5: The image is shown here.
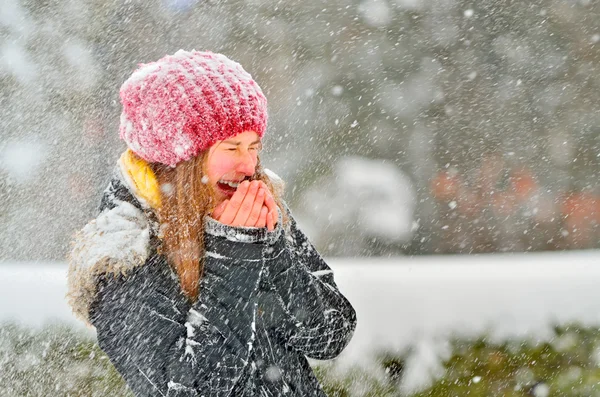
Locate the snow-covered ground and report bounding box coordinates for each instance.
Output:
[329,251,600,391]
[3,251,600,371]
[334,251,600,360]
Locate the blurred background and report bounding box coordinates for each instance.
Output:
[3,1,600,395]
[1,0,599,260]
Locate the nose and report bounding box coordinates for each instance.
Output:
[236,150,256,176]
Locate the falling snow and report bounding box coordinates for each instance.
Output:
[1,0,600,395]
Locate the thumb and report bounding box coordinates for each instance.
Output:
[212,200,229,220]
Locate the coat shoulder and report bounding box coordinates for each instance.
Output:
[67,168,156,325]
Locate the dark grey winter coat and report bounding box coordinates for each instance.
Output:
[67,167,356,397]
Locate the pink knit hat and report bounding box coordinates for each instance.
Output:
[119,50,268,166]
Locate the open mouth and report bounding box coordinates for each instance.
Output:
[216,177,251,196]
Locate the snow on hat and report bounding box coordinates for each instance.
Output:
[119,50,268,167]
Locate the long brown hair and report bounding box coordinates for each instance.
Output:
[150,152,284,302]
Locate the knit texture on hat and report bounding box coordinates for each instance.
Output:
[119,50,268,166]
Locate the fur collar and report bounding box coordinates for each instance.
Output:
[66,165,154,326]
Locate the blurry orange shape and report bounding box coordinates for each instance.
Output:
[431,171,462,201]
[560,192,598,248]
[561,192,598,221]
[510,168,538,201]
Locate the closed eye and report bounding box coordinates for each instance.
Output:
[222,145,261,152]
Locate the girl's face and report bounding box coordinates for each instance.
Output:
[205,130,262,204]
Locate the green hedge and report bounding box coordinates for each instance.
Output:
[2,322,600,396]
[0,322,131,397]
[317,325,600,397]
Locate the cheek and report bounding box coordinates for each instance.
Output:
[206,154,236,181]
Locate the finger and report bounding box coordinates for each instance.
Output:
[263,193,278,216]
[232,180,261,226]
[271,208,278,226]
[212,200,229,220]
[245,188,266,227]
[255,182,277,229]
[258,184,278,230]
[256,206,268,228]
[258,181,274,200]
[267,209,275,231]
[219,180,250,224]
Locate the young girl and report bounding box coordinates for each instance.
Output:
[67,50,356,396]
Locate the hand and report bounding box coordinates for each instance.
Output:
[212,181,278,231]
[252,181,278,231]
[261,183,278,231]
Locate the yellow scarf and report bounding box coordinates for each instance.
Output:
[119,149,161,209]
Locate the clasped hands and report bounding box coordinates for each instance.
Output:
[212,180,278,232]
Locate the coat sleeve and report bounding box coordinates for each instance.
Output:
[89,226,268,397]
[265,209,357,360]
